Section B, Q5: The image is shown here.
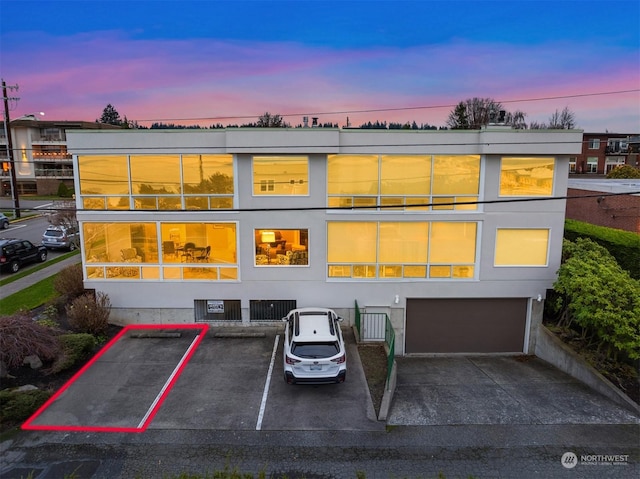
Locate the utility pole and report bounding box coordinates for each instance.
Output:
[2,79,20,218]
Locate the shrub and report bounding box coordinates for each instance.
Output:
[553,238,640,361]
[606,164,640,179]
[57,182,74,197]
[564,219,640,279]
[66,292,111,335]
[0,313,61,369]
[53,263,85,299]
[0,389,52,423]
[50,333,97,374]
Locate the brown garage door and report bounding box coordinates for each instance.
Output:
[406,298,527,354]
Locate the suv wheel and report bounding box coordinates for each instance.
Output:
[0,221,7,229]
[10,260,20,273]
[69,242,77,251]
[38,250,48,262]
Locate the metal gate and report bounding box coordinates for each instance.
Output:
[360,313,387,341]
[249,299,297,321]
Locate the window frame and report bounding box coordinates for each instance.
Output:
[252,156,310,197]
[494,228,550,267]
[499,157,555,197]
[327,221,478,280]
[327,154,481,213]
[254,228,309,267]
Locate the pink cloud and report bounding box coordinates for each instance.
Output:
[4,31,638,131]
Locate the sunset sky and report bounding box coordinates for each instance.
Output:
[1,0,638,132]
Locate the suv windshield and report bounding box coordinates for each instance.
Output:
[292,341,339,358]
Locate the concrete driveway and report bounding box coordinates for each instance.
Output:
[387,356,640,426]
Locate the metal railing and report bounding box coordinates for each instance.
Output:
[355,300,395,387]
[384,316,395,388]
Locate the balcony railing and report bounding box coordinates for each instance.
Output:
[35,168,74,178]
[605,146,629,154]
[33,152,73,160]
[32,134,65,142]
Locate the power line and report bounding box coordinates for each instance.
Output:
[132,88,640,123]
[17,190,640,215]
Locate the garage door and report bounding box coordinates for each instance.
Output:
[406,298,527,354]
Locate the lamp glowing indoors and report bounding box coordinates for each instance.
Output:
[261,231,276,264]
[261,231,276,244]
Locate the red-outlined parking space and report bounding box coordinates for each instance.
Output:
[22,324,208,433]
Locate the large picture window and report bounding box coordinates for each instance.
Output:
[78,156,130,210]
[255,229,308,265]
[78,154,234,210]
[328,154,479,210]
[182,155,234,209]
[253,156,309,196]
[327,221,476,279]
[84,222,238,280]
[499,157,555,196]
[494,228,549,266]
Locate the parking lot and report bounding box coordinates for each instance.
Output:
[23,324,384,433]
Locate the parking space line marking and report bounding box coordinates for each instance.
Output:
[137,334,201,429]
[256,334,279,431]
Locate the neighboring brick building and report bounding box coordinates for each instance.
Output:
[572,132,639,175]
[566,179,640,233]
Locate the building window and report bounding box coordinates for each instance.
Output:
[586,157,598,173]
[328,154,479,211]
[252,156,308,196]
[161,222,237,280]
[327,221,476,279]
[84,222,238,280]
[131,155,181,210]
[605,157,626,174]
[494,229,549,266]
[79,155,130,196]
[78,154,234,210]
[569,157,577,173]
[588,138,600,149]
[83,222,159,279]
[254,229,308,265]
[40,128,63,141]
[182,155,234,209]
[499,157,555,196]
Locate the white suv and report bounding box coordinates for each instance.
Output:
[282,307,347,385]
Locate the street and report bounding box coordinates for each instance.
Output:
[0,199,71,276]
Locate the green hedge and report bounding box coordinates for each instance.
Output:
[564,219,640,279]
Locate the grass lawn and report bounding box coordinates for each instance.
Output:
[0,275,58,315]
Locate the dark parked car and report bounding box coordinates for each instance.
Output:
[0,238,48,273]
[0,213,9,229]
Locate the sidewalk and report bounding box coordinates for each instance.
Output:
[0,255,81,300]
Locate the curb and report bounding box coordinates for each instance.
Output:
[535,325,640,415]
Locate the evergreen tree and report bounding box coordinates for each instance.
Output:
[97,104,122,125]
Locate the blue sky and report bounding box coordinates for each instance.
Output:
[1,0,638,131]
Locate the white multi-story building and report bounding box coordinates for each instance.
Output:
[66,126,583,355]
